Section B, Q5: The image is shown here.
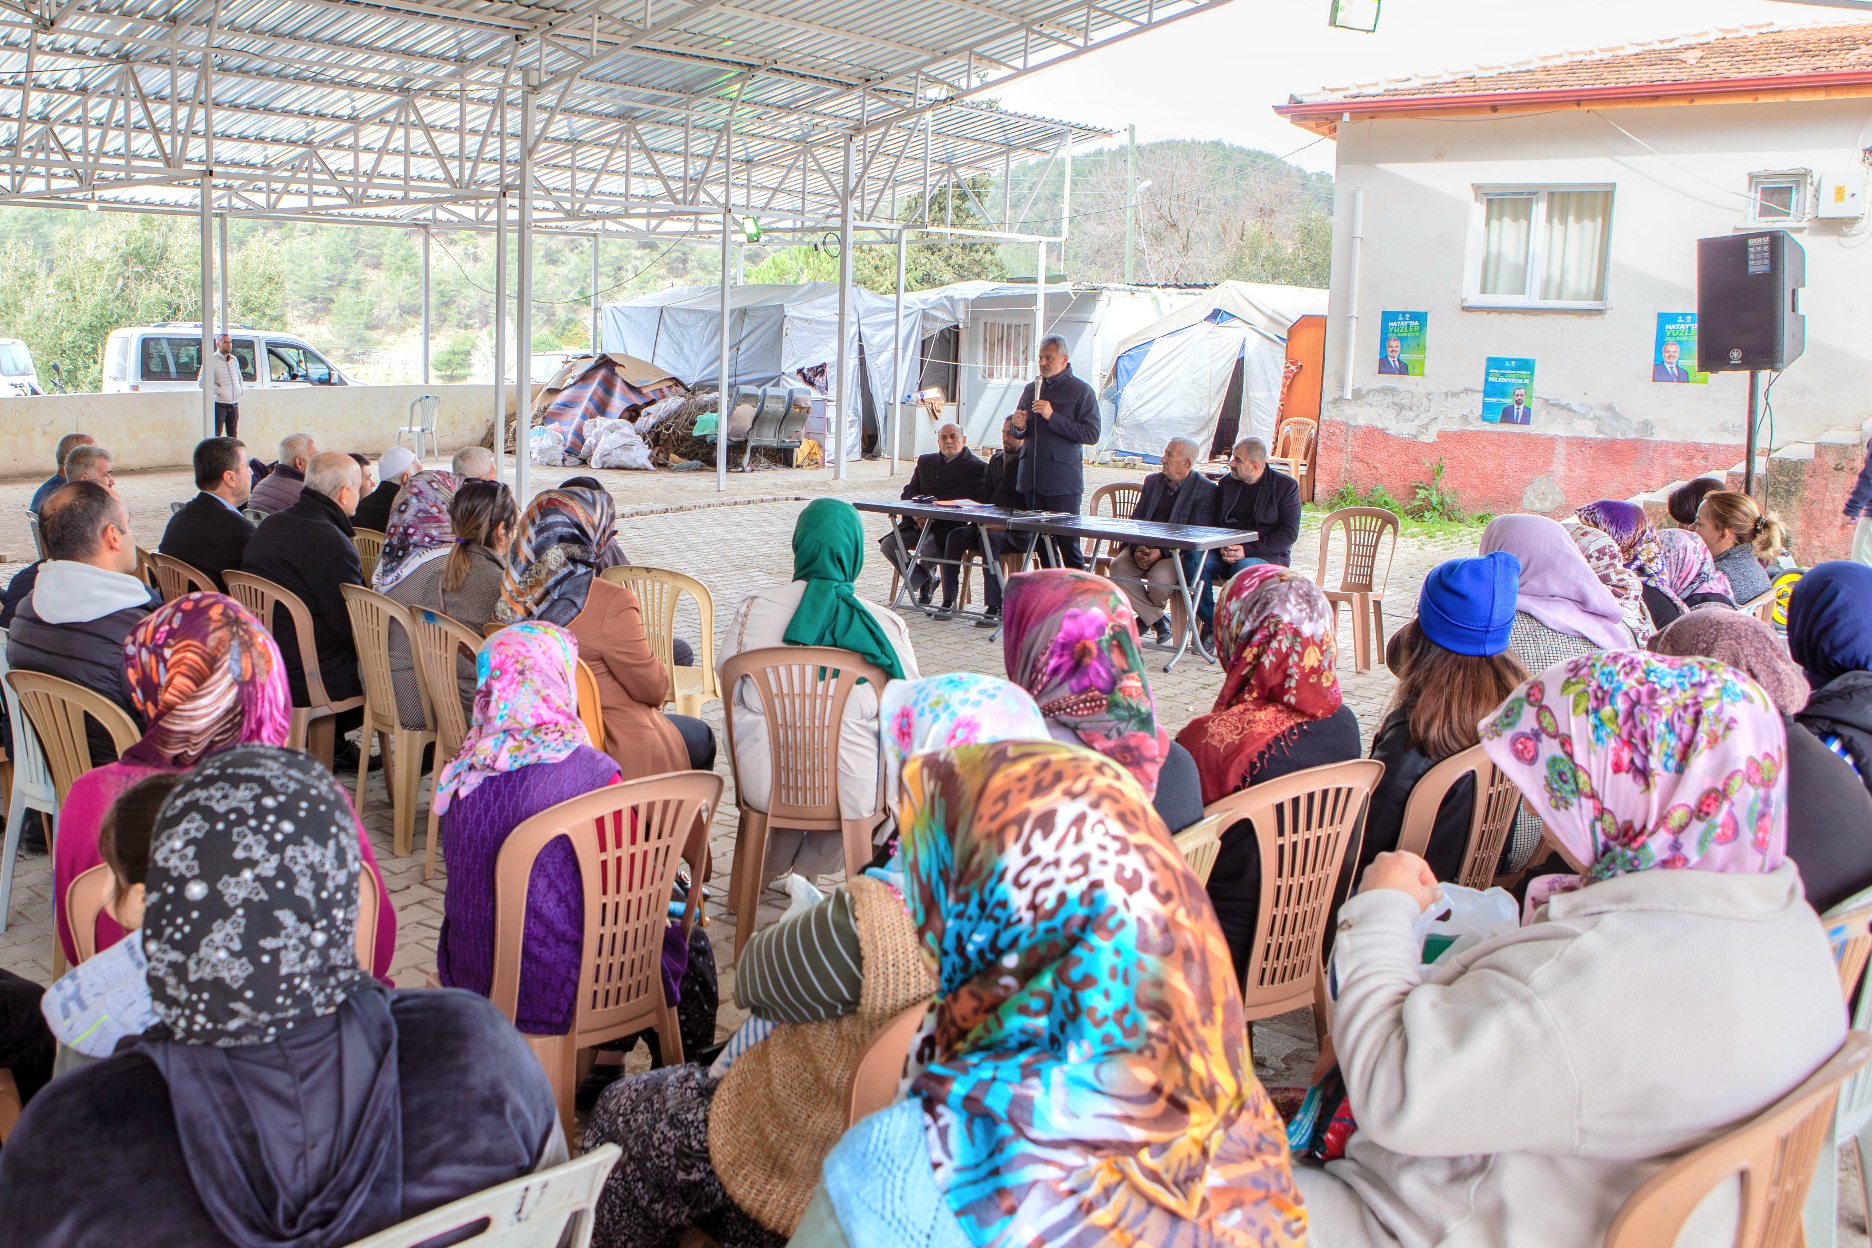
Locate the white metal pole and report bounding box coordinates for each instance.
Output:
[1034,239,1047,402]
[1342,186,1364,402]
[589,233,600,355]
[833,132,854,481]
[716,112,734,494]
[199,172,214,438]
[421,227,431,385]
[216,212,228,332]
[889,228,906,475]
[493,190,507,478]
[1124,123,1137,285]
[515,81,535,507]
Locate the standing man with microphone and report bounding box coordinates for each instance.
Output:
[1012,334,1101,569]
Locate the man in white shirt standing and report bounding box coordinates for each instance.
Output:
[210,334,244,438]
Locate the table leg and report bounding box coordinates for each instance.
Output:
[1165,551,1213,673]
[886,518,923,612]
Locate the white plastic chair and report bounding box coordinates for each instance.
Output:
[1804,887,1872,1246]
[396,394,440,460]
[0,629,58,936]
[343,1143,620,1248]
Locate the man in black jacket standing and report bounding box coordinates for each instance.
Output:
[241,452,366,716]
[1109,436,1217,641]
[939,417,1026,625]
[1199,436,1302,625]
[158,437,257,591]
[879,421,988,609]
[1013,334,1101,569]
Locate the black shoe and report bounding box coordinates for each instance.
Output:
[1151,618,1171,644]
[935,598,958,618]
[917,583,934,607]
[575,1061,627,1113]
[330,741,361,774]
[976,607,1001,629]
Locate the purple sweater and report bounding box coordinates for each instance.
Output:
[437,746,621,1033]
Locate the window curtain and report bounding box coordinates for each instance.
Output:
[1480,196,1532,296]
[1540,190,1611,302]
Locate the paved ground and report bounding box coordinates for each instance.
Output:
[1,452,1865,1237]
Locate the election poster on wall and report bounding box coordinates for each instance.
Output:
[1481,357,1535,425]
[1376,311,1428,376]
[1652,313,1707,384]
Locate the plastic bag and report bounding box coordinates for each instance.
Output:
[572,416,621,463]
[528,425,571,466]
[1419,883,1519,966]
[589,421,654,470]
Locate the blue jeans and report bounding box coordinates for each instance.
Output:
[1197,552,1269,622]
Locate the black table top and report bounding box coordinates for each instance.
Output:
[849,497,1022,526]
[1007,513,1257,551]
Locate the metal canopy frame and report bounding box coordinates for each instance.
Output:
[0,0,1212,491]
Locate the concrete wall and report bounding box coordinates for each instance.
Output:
[1319,98,1872,515]
[0,383,501,476]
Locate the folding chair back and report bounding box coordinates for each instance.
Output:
[1396,743,1524,890]
[343,1144,621,1248]
[149,552,215,602]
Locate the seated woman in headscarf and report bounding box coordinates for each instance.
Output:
[1568,526,1655,645]
[795,740,1308,1248]
[1647,527,1737,628]
[498,485,713,776]
[1296,652,1845,1248]
[0,746,563,1246]
[1173,565,1358,971]
[1362,554,1527,882]
[581,674,1044,1248]
[1001,568,1202,832]
[1480,514,1635,672]
[1789,561,1872,798]
[720,498,918,883]
[558,475,697,666]
[1652,607,1872,911]
[372,468,460,726]
[52,592,396,979]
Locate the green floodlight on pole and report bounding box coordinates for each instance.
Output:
[738,215,762,243]
[1329,0,1381,32]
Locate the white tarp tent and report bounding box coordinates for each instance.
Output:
[1102,281,1327,458]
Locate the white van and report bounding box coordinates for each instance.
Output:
[101,323,356,393]
[0,336,43,396]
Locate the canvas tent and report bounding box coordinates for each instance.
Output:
[1102,281,1328,458]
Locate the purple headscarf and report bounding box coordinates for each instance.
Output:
[1480,514,1633,652]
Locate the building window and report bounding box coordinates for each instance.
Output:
[1468,186,1613,308]
[1747,172,1809,226]
[980,321,1032,381]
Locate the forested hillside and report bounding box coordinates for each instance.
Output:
[0,139,1330,391]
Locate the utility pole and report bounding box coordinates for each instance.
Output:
[1124,124,1137,285]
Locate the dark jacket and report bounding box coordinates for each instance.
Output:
[1215,467,1303,567]
[158,493,257,592]
[246,464,306,516]
[0,562,38,630]
[1205,703,1362,972]
[1847,444,1872,520]
[1014,365,1101,498]
[6,572,158,763]
[900,447,989,504]
[1796,671,1872,803]
[27,475,63,514]
[982,448,1024,510]
[1131,471,1219,530]
[352,479,402,534]
[241,488,364,705]
[1361,709,1479,884]
[1784,713,1872,912]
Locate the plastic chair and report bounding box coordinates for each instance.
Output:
[342,584,436,859]
[1266,416,1317,502]
[344,1144,621,1248]
[1204,758,1385,1042]
[1608,1032,1872,1248]
[224,571,365,768]
[242,507,266,526]
[489,771,721,1137]
[1172,812,1225,886]
[0,631,57,939]
[408,608,482,880]
[149,552,215,602]
[0,1069,17,1145]
[575,658,605,747]
[5,671,140,804]
[1394,742,1524,891]
[25,510,45,561]
[848,1001,930,1127]
[1740,589,1777,624]
[64,864,110,962]
[599,566,720,717]
[719,646,889,962]
[1802,891,1872,1246]
[1086,481,1143,576]
[353,528,386,587]
[134,546,157,589]
[397,394,440,460]
[1314,506,1399,674]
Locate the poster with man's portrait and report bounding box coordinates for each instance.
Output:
[1653,313,1707,384]
[1482,357,1535,426]
[1377,311,1427,376]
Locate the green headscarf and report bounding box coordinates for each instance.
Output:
[781,498,905,679]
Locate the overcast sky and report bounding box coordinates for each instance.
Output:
[990,0,1872,171]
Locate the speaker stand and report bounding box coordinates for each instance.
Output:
[1743,369,1761,499]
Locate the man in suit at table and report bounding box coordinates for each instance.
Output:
[1653,340,1692,383]
[1198,437,1301,630]
[1013,334,1102,569]
[1500,386,1533,426]
[158,436,257,591]
[1378,337,1411,375]
[877,421,988,610]
[1108,436,1217,643]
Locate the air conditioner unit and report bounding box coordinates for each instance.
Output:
[1817,171,1866,220]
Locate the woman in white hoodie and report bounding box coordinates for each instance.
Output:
[1299,650,1846,1248]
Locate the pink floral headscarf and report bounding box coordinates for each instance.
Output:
[1001,569,1171,796]
[1657,528,1735,609]
[1479,651,1786,896]
[433,621,590,815]
[877,673,1047,818]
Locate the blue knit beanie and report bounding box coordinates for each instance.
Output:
[1417,552,1519,657]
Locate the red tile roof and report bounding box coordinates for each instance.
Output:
[1281,22,1872,117]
